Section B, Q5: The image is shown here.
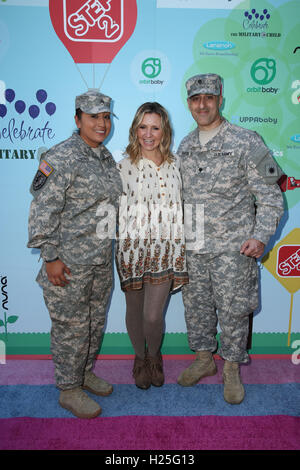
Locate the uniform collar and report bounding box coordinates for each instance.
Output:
[71,132,109,161]
[189,118,229,151]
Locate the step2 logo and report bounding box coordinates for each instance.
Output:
[131,50,170,92]
[50,0,137,64]
[64,0,123,42]
[277,246,300,278]
[247,58,279,94]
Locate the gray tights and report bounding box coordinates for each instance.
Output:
[125,281,172,358]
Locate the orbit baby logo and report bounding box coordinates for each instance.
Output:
[0,87,56,159]
[131,50,171,92]
[247,58,279,95]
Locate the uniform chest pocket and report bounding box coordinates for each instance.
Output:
[209,153,244,199]
[68,165,109,201]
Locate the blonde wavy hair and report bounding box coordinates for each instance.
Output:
[126,102,174,165]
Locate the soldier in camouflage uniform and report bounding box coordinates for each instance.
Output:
[28,89,122,418]
[177,74,284,404]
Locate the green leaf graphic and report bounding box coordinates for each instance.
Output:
[7,316,18,324]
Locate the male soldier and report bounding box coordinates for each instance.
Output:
[177,74,284,404]
[28,90,122,418]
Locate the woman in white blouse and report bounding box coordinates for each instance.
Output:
[116,102,188,389]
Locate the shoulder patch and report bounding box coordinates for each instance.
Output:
[32,160,54,191]
[39,160,54,177]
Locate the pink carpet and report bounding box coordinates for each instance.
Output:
[1,415,299,450]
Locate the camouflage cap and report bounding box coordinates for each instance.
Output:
[75,89,116,116]
[186,74,222,98]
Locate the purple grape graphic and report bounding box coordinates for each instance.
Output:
[15,100,26,114]
[45,102,56,116]
[0,104,7,118]
[29,105,40,119]
[5,88,15,103]
[36,89,47,104]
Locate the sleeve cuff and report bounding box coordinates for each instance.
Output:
[40,244,59,262]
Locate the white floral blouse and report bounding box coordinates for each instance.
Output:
[115,154,189,291]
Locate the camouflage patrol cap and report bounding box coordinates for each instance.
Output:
[186,74,222,98]
[75,89,116,116]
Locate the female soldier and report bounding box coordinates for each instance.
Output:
[28,89,122,419]
[116,102,188,390]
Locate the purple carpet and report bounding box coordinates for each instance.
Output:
[0,357,299,450]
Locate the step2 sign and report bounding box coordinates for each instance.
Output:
[277,245,300,277]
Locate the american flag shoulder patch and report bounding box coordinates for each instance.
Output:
[39,160,54,177]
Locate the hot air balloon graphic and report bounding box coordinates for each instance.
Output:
[49,0,137,64]
[49,0,137,86]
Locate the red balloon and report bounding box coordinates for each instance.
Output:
[49,0,137,64]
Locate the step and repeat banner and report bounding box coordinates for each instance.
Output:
[0,0,299,354]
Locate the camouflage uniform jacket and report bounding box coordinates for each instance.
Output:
[28,132,122,265]
[177,119,284,253]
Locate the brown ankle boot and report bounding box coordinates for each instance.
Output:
[132,355,151,389]
[148,351,164,387]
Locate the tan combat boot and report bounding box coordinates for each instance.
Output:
[223,361,245,404]
[59,387,101,419]
[83,371,113,396]
[177,350,217,386]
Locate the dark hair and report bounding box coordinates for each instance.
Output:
[75,108,82,119]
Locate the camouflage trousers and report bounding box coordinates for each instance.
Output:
[182,251,259,363]
[38,262,113,390]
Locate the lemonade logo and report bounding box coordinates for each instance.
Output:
[201,40,237,57]
[290,134,300,144]
[247,58,279,94]
[131,50,170,92]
